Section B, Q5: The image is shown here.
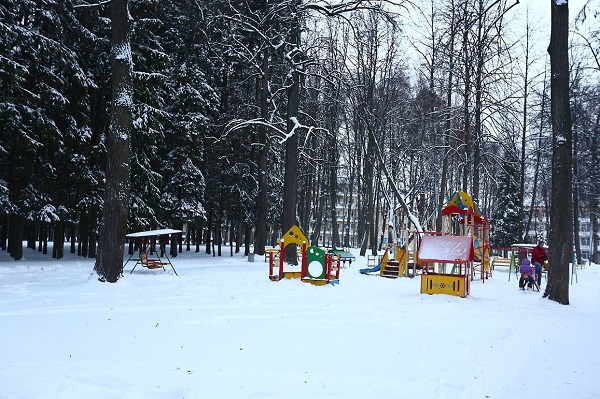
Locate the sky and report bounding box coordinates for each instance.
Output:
[1,243,598,399]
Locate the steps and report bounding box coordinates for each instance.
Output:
[381,260,402,278]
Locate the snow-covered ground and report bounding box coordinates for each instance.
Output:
[1,245,598,399]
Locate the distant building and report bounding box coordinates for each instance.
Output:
[524,205,596,261]
[310,176,360,248]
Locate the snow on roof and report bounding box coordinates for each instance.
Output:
[418,235,474,263]
[126,228,182,238]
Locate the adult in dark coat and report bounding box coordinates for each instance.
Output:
[531,241,547,286]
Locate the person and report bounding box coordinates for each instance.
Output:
[519,258,535,290]
[531,241,547,287]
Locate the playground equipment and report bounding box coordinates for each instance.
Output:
[359,248,388,275]
[268,225,340,286]
[419,191,490,298]
[380,244,409,278]
[327,248,356,266]
[419,235,473,298]
[304,246,341,285]
[441,191,490,282]
[359,229,413,278]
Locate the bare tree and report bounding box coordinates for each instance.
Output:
[544,0,572,305]
[95,0,133,283]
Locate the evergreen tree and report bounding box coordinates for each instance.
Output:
[490,151,521,248]
[0,0,96,259]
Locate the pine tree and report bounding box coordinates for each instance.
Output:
[490,151,521,249]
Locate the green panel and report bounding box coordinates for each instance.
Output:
[306,246,326,279]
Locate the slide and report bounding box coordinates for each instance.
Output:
[359,249,389,275]
[359,264,380,274]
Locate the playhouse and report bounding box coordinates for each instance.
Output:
[268,225,341,286]
[419,191,490,298]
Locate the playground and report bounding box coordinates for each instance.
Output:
[359,191,491,298]
[0,244,597,398]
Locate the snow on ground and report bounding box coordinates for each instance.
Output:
[1,245,599,399]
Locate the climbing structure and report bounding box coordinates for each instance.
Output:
[441,191,490,282]
[419,191,490,298]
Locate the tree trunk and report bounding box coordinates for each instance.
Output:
[217,189,223,257]
[472,0,484,205]
[80,213,89,257]
[38,223,46,254]
[244,223,251,256]
[70,225,76,254]
[591,115,599,264]
[544,0,572,305]
[282,4,300,265]
[572,109,582,265]
[437,1,456,232]
[518,15,531,241]
[329,133,339,249]
[461,0,471,193]
[206,208,212,255]
[8,214,24,260]
[52,221,64,259]
[359,126,376,257]
[254,49,269,257]
[526,73,548,238]
[95,0,132,283]
[0,214,7,251]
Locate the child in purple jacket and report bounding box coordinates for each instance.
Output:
[519,258,535,290]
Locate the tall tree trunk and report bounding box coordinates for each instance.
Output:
[544,0,572,305]
[244,223,251,256]
[282,4,300,265]
[329,146,339,249]
[70,225,76,254]
[472,0,484,204]
[591,115,599,264]
[461,0,471,193]
[254,48,269,257]
[572,102,582,264]
[360,126,376,257]
[8,214,24,260]
[312,173,323,247]
[519,15,531,241]
[0,215,7,251]
[80,213,89,257]
[206,208,213,255]
[218,191,223,257]
[52,221,64,259]
[95,0,132,283]
[438,1,457,232]
[526,72,548,239]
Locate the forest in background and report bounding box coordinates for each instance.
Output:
[1,0,599,263]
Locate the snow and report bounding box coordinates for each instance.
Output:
[125,228,182,238]
[1,245,599,398]
[418,235,473,262]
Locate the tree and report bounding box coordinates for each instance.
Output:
[490,150,521,248]
[544,0,573,305]
[95,0,133,283]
